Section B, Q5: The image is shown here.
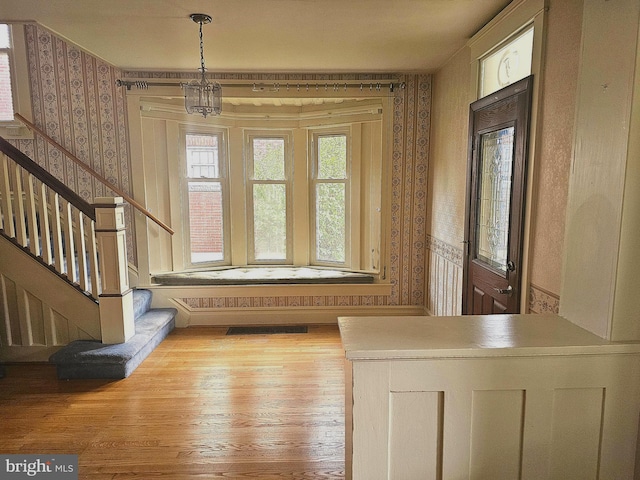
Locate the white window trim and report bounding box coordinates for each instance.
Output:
[309,127,353,267]
[0,23,33,139]
[245,130,294,265]
[180,127,231,268]
[136,94,388,278]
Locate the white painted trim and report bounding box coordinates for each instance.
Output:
[0,23,33,139]
[468,0,546,62]
[0,345,61,362]
[171,303,426,328]
[147,282,392,298]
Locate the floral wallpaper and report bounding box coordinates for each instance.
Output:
[13,24,136,263]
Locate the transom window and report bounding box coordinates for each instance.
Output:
[479,26,534,97]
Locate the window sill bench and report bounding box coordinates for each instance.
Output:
[151,266,375,286]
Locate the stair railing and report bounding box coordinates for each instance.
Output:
[0,137,100,298]
[0,137,136,344]
[14,113,174,235]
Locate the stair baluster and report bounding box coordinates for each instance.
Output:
[0,139,100,300]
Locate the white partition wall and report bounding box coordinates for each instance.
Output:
[340,315,640,480]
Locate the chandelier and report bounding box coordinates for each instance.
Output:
[183,14,222,118]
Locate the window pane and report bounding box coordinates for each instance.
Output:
[0,25,9,49]
[188,181,224,263]
[316,183,345,263]
[252,138,285,180]
[253,184,287,260]
[0,52,13,121]
[318,135,347,179]
[475,127,514,272]
[186,134,219,178]
[480,27,534,97]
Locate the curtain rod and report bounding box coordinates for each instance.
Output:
[115,79,405,93]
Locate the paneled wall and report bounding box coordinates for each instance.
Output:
[0,236,100,361]
[426,235,463,316]
[349,353,640,479]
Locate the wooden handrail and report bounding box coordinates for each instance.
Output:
[0,136,95,219]
[14,113,174,235]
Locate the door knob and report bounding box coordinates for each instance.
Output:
[494,285,513,296]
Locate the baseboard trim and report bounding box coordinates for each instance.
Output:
[0,345,61,363]
[165,302,426,327]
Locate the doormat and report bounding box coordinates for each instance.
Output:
[226,326,308,335]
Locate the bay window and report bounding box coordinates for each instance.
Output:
[161,96,386,276]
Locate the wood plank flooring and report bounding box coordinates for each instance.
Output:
[0,325,346,479]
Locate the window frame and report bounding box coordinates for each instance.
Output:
[148,96,387,277]
[180,127,231,268]
[309,127,352,267]
[245,130,294,265]
[0,23,33,139]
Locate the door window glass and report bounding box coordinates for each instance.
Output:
[475,126,515,272]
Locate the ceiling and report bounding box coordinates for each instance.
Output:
[0,0,511,73]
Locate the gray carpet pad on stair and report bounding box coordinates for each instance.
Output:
[50,304,176,380]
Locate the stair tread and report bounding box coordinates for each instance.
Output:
[49,307,176,366]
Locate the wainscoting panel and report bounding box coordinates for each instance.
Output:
[346,351,640,480]
[389,391,442,479]
[549,388,604,479]
[0,236,100,361]
[470,389,524,480]
[427,235,463,316]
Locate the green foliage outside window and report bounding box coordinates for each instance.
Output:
[316,135,347,264]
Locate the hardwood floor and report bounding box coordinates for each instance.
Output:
[0,325,346,479]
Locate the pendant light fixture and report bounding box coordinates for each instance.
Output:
[183,13,222,118]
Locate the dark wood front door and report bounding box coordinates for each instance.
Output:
[462,76,533,315]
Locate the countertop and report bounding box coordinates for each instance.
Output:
[338,314,640,360]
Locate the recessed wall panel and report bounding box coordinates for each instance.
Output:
[549,388,604,480]
[2,275,21,344]
[25,290,45,345]
[389,391,443,480]
[470,389,524,480]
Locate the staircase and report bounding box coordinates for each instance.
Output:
[49,289,175,379]
[0,135,176,378]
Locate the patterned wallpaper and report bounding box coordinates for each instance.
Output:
[13,24,136,263]
[391,75,431,305]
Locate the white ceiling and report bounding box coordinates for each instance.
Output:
[0,0,511,73]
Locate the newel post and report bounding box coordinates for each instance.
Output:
[94,197,135,344]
